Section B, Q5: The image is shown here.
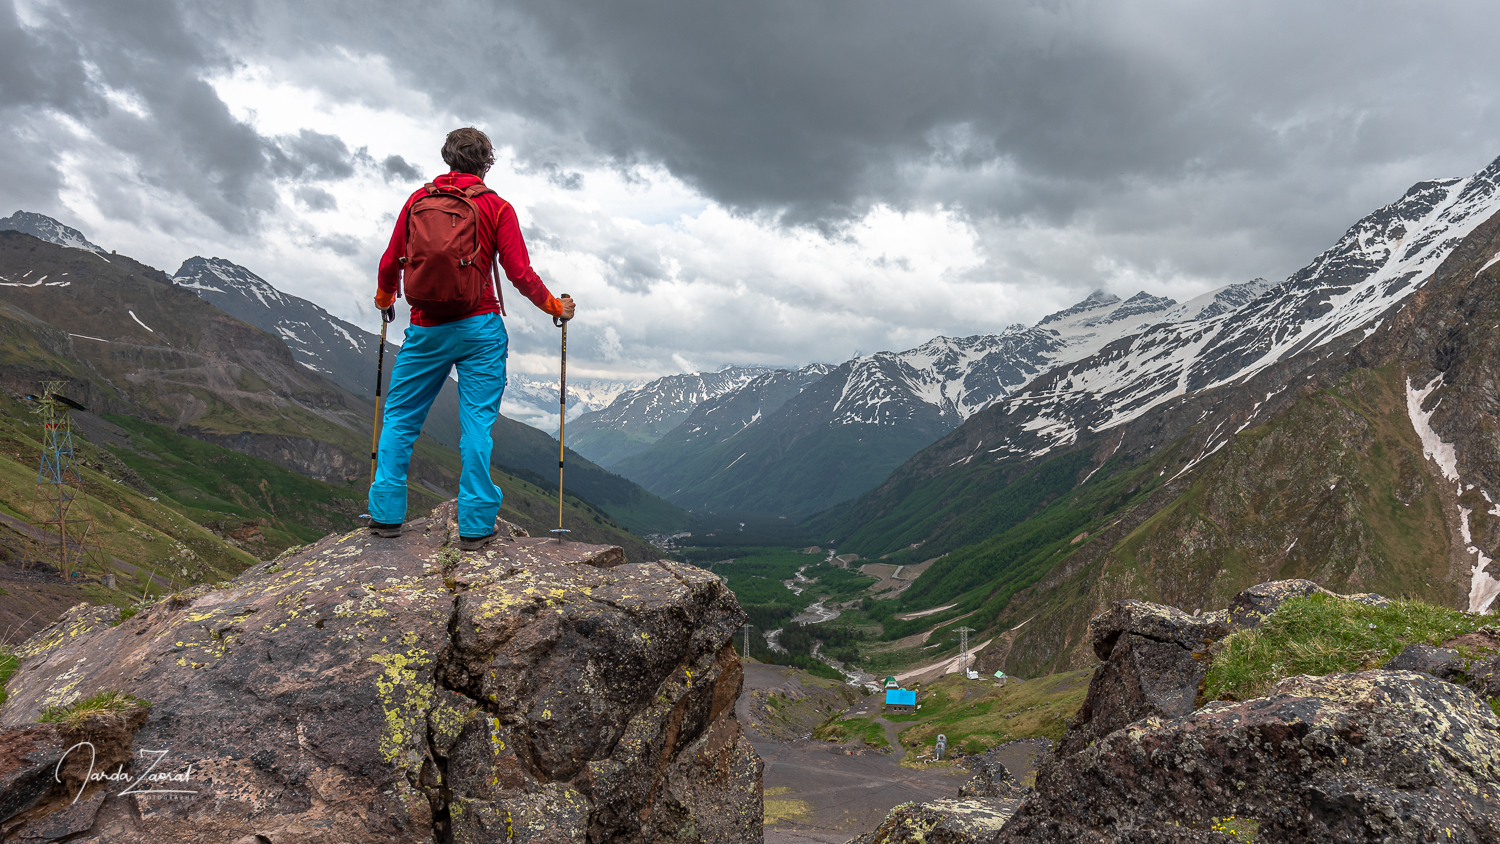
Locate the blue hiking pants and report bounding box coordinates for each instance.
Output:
[368,312,507,538]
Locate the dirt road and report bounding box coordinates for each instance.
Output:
[741,662,970,843]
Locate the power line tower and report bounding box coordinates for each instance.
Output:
[955,626,975,671]
[741,624,753,659]
[27,384,105,579]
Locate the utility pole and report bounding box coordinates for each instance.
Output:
[741,623,753,659]
[955,626,975,671]
[28,384,103,579]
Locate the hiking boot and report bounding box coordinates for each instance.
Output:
[368,520,403,538]
[456,531,498,552]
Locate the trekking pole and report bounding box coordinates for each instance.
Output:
[551,295,572,543]
[369,315,389,484]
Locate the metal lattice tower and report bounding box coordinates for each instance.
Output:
[741,624,753,658]
[28,383,104,578]
[955,626,975,670]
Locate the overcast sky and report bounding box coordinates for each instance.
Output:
[5,0,1500,382]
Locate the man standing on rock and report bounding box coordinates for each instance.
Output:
[367,127,575,550]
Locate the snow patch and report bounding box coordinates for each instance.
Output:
[174,277,226,293]
[128,310,156,335]
[1476,251,1500,278]
[1458,505,1500,613]
[1405,375,1459,481]
[329,323,360,351]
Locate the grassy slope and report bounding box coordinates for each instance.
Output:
[1205,593,1497,702]
[997,364,1471,677]
[816,670,1089,752]
[566,426,657,469]
[0,395,259,595]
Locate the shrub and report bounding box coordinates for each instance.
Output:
[37,690,148,725]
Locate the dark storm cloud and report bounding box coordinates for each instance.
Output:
[381,154,421,182]
[270,130,358,181]
[293,185,337,211]
[0,0,378,234]
[194,0,1500,284]
[7,0,1500,297]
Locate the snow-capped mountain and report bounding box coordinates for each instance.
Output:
[568,366,777,466]
[979,154,1500,462]
[501,374,645,432]
[174,257,384,394]
[608,290,1191,515]
[0,211,104,252]
[662,363,838,444]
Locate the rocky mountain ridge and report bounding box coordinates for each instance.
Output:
[569,365,778,467]
[602,288,1249,516]
[0,210,103,253]
[979,156,1500,464]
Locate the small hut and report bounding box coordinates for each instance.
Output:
[884,689,916,713]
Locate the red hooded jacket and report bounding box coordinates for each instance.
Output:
[376,172,565,326]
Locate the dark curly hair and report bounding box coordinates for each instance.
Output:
[441,127,495,177]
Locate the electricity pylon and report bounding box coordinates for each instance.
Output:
[955,626,975,671]
[28,384,105,578]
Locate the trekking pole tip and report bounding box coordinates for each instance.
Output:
[550,528,570,544]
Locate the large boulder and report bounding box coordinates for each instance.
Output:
[997,671,1500,843]
[1055,600,1228,756]
[847,798,1020,844]
[1384,628,1500,699]
[956,748,1025,800]
[0,725,63,823]
[0,503,761,843]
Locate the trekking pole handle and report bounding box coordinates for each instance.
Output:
[553,294,572,328]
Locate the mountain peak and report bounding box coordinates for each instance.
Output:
[0,210,103,252]
[174,256,290,307]
[1037,290,1123,326]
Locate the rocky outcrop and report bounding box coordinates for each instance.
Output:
[994,583,1500,843]
[1384,628,1500,699]
[1055,600,1228,756]
[0,501,761,843]
[0,725,63,823]
[956,749,1026,800]
[997,671,1500,843]
[183,427,365,484]
[847,798,1020,844]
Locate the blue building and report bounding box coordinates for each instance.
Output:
[884,689,916,713]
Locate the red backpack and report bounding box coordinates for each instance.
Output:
[398,182,509,318]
